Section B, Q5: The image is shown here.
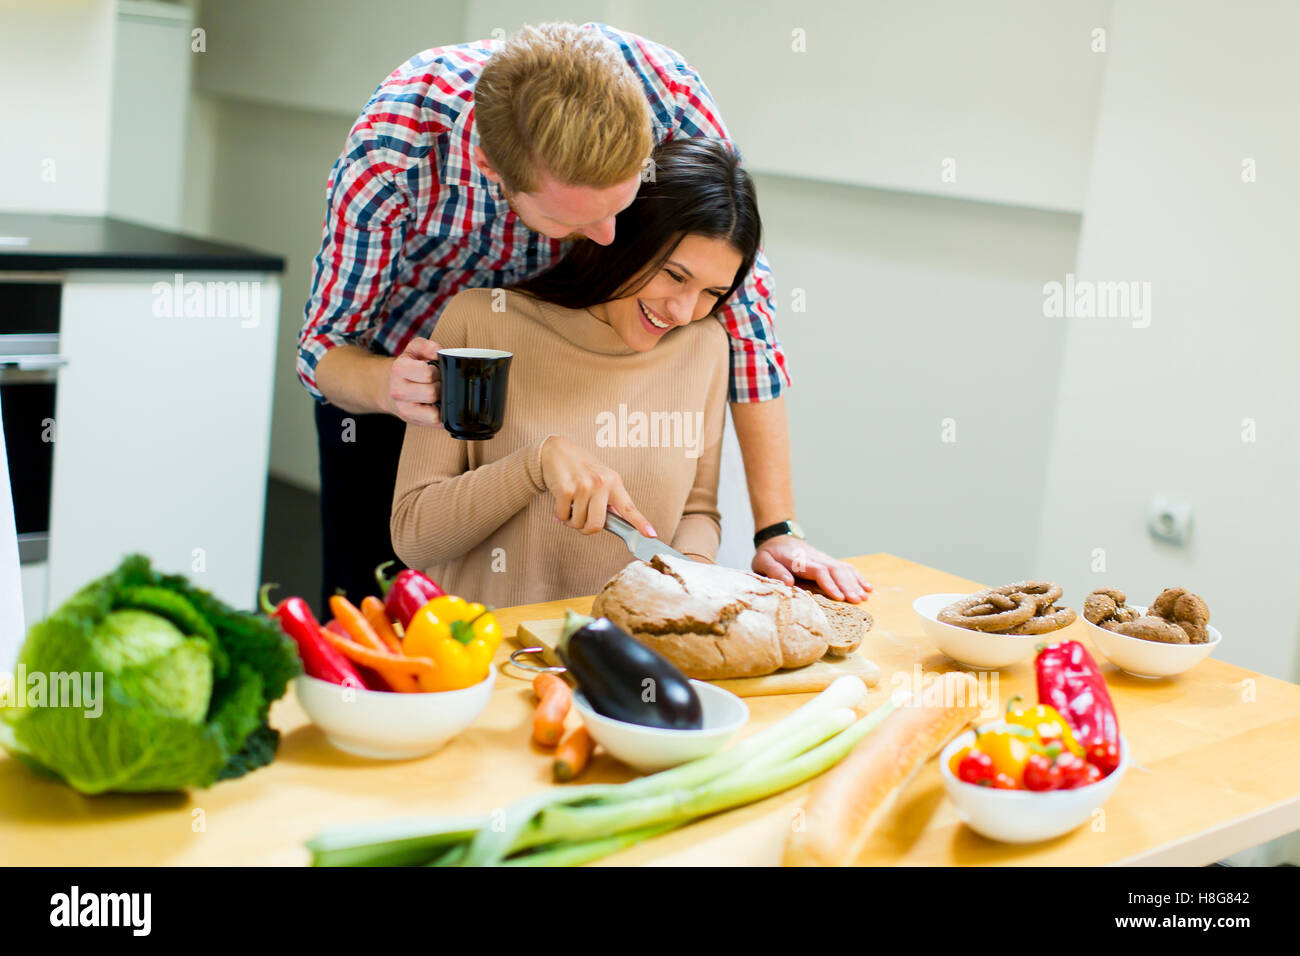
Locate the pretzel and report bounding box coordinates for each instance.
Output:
[1006,604,1078,635]
[1147,588,1211,644]
[981,592,1019,612]
[939,580,1075,635]
[1084,588,1141,627]
[1112,616,1189,644]
[939,590,1038,632]
[993,581,1063,611]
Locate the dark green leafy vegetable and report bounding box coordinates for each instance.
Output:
[0,554,300,793]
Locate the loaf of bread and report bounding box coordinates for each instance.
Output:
[784,671,981,866]
[591,555,836,679]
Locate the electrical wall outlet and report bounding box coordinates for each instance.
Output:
[1148,496,1192,546]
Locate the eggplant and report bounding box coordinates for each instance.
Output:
[558,611,703,730]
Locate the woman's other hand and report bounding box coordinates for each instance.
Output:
[540,436,656,537]
[752,537,872,603]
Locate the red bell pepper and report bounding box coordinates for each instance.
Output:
[1035,641,1121,775]
[259,584,364,688]
[374,561,445,627]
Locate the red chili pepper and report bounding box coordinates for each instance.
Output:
[1035,640,1121,775]
[259,584,365,688]
[374,561,445,628]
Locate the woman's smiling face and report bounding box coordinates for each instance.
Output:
[590,234,743,351]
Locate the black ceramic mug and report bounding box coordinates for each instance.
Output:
[436,348,513,440]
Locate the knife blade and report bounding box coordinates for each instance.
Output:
[603,512,689,563]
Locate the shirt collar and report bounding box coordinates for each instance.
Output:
[449,107,504,196]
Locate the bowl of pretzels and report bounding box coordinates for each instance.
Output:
[913,581,1079,670]
[1082,587,1220,679]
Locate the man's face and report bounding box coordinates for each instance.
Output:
[473,146,640,243]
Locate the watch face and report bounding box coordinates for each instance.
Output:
[788,521,805,540]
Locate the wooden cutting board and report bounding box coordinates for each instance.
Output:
[513,619,880,697]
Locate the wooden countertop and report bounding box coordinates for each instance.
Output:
[4,554,1299,866]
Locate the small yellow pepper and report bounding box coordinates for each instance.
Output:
[973,725,1036,788]
[1005,695,1085,757]
[402,595,502,692]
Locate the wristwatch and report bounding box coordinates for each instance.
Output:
[753,520,805,549]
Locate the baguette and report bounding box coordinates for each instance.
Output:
[784,671,980,866]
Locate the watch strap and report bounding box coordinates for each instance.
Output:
[753,520,802,548]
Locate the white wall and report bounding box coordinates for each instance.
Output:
[468,0,1112,212]
[759,174,1079,580]
[1037,0,1300,683]
[106,1,194,230]
[192,0,470,115]
[0,0,117,214]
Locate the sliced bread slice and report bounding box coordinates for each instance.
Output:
[810,592,872,657]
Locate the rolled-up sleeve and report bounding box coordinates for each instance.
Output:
[714,249,789,402]
[297,128,413,401]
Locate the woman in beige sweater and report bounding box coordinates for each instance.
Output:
[391,139,763,607]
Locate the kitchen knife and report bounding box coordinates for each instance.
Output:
[603,512,689,563]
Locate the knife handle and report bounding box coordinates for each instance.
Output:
[603,512,638,549]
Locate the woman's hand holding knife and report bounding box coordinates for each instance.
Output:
[540,435,657,539]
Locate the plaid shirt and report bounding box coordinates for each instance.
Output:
[299,22,788,404]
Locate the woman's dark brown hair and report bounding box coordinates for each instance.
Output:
[511,137,761,312]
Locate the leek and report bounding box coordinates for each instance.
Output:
[495,698,895,862]
[500,822,681,867]
[305,676,889,867]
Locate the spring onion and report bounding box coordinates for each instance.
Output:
[306,675,891,867]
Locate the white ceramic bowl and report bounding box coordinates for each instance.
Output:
[940,726,1129,843]
[294,665,496,759]
[913,593,1044,670]
[572,680,748,772]
[1085,608,1221,679]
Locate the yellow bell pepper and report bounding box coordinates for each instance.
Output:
[1005,695,1085,757]
[972,725,1035,788]
[402,595,502,692]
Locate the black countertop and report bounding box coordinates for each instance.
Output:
[0,213,285,273]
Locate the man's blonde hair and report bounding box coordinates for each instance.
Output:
[474,23,653,194]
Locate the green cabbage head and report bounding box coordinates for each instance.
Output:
[0,555,299,793]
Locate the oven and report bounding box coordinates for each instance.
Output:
[0,274,65,623]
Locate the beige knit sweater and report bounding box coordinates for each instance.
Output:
[391,288,729,608]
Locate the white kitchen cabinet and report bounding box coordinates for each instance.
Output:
[47,270,280,610]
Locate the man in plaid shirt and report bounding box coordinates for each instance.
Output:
[300,21,870,610]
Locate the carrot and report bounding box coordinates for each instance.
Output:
[319,627,430,692]
[532,673,571,747]
[324,619,418,692]
[361,595,404,654]
[553,726,594,782]
[329,595,387,652]
[329,596,421,691]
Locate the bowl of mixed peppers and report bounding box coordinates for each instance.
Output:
[939,640,1128,843]
[260,564,503,759]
